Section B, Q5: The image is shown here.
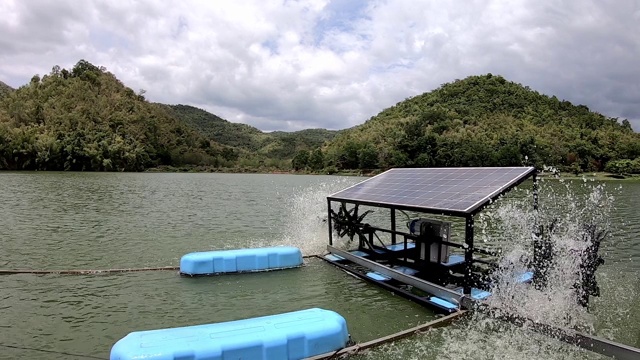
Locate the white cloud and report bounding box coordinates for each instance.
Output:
[1,0,639,131]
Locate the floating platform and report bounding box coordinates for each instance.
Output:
[180,246,303,276]
[110,308,350,360]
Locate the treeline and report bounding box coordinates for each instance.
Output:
[605,159,640,175]
[312,74,640,175]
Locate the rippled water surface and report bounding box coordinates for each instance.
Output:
[0,172,638,359]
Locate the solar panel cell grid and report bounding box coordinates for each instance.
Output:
[329,167,535,214]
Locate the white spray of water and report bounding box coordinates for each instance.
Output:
[355,178,616,360]
[483,179,615,331]
[428,179,616,359]
[278,177,360,256]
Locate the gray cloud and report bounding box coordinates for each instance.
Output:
[1,0,639,131]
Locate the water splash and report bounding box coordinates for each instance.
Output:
[483,179,615,332]
[278,177,360,256]
[354,179,617,360]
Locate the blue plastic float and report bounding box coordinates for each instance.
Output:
[110,308,350,360]
[180,246,303,276]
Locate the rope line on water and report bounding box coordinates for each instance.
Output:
[0,254,321,275]
[305,311,468,360]
[0,266,179,275]
[0,343,107,359]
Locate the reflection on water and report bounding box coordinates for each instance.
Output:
[0,173,638,359]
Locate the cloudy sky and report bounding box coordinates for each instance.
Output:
[1,0,639,131]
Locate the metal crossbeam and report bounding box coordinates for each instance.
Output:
[327,246,473,309]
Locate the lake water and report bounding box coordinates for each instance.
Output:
[0,172,638,359]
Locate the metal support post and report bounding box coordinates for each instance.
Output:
[391,208,397,244]
[327,199,333,246]
[464,215,474,295]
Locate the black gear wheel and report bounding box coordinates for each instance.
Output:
[329,202,372,241]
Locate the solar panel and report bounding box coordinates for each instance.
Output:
[328,167,535,215]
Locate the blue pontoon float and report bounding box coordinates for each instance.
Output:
[110,308,350,360]
[180,246,303,276]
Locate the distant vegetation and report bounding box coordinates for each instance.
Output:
[319,74,640,175]
[164,104,338,164]
[1,63,638,174]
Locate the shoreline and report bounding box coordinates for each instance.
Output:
[143,165,377,177]
[3,167,639,180]
[145,166,640,181]
[537,172,640,181]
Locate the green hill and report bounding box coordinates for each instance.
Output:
[324,74,640,173]
[271,128,339,147]
[161,104,268,151]
[3,65,637,174]
[0,60,221,171]
[0,60,337,172]
[165,104,338,160]
[263,128,339,159]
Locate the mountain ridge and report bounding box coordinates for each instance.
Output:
[164,104,339,160]
[1,62,638,173]
[322,74,639,173]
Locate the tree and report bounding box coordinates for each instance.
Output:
[291,150,309,170]
[335,142,360,169]
[308,148,324,171]
[604,158,640,175]
[358,144,378,169]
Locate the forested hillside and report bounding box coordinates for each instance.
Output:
[321,74,640,174]
[0,61,337,172]
[0,61,223,171]
[163,104,267,150]
[2,65,638,174]
[165,104,338,160]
